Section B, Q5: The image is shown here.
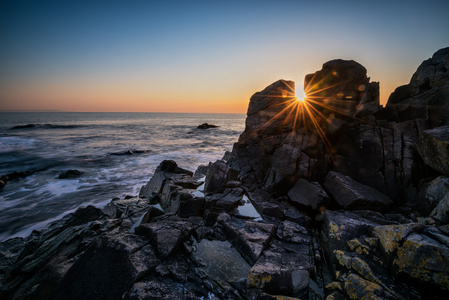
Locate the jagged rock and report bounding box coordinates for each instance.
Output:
[0,206,121,300]
[417,125,449,176]
[139,160,193,199]
[135,217,195,259]
[324,171,393,210]
[287,178,329,210]
[140,204,165,223]
[49,234,158,300]
[204,160,229,193]
[386,47,449,127]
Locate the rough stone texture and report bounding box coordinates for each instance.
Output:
[204,160,229,193]
[287,178,329,210]
[393,233,449,291]
[385,47,449,127]
[139,160,193,199]
[247,241,311,298]
[430,193,449,224]
[49,234,157,300]
[417,125,449,176]
[324,171,393,211]
[415,176,449,216]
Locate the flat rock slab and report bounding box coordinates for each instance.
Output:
[216,213,276,265]
[324,171,393,211]
[247,240,311,298]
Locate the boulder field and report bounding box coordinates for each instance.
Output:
[1,47,449,300]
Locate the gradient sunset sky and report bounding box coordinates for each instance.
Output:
[1,0,448,113]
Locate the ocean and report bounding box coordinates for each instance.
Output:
[0,112,246,241]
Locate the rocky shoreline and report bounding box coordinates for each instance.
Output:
[1,47,449,300]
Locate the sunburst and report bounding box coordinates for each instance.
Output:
[249,74,365,160]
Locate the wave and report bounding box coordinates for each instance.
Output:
[9,124,83,130]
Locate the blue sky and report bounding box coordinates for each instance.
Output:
[1,0,448,112]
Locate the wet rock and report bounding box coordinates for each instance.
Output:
[197,123,219,129]
[324,171,393,211]
[216,213,276,265]
[109,149,149,156]
[287,178,329,210]
[57,169,84,179]
[417,125,449,176]
[214,188,244,211]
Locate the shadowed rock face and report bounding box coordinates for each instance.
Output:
[384,47,449,127]
[304,59,380,119]
[226,51,449,205]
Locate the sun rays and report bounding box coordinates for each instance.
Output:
[250,74,366,160]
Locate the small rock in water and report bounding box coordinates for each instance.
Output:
[197,123,219,129]
[58,169,83,179]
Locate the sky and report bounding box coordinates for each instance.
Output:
[0,0,448,113]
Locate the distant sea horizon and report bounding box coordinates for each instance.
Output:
[0,112,246,241]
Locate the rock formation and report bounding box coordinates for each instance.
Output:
[1,47,449,300]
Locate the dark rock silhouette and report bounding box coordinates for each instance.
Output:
[1,47,449,300]
[58,169,83,179]
[197,123,219,129]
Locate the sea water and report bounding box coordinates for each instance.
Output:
[0,112,246,241]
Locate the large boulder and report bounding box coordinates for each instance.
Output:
[324,171,393,211]
[287,178,329,210]
[417,125,449,176]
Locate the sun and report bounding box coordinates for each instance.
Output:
[295,86,306,102]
